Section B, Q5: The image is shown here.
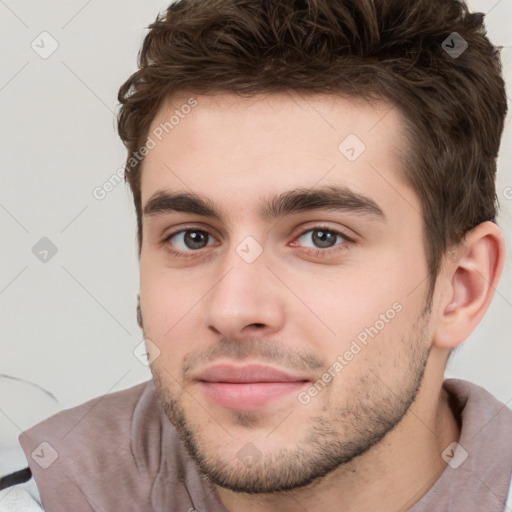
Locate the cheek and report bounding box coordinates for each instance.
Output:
[300,256,421,364]
[323,311,418,397]
[139,263,196,337]
[307,266,398,329]
[139,272,193,372]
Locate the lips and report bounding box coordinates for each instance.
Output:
[196,364,309,383]
[194,364,310,411]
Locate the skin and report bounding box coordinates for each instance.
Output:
[137,91,504,511]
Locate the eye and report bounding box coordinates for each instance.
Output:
[163,227,217,257]
[162,224,354,260]
[291,226,354,256]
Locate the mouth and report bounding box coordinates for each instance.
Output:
[194,364,310,412]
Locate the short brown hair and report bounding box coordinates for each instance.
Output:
[117,0,507,303]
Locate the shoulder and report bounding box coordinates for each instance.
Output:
[18,379,158,448]
[17,380,169,509]
[443,378,512,416]
[18,379,161,465]
[20,379,154,447]
[16,380,219,510]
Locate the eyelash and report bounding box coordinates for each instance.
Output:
[162,225,354,260]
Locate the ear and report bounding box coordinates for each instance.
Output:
[432,221,505,349]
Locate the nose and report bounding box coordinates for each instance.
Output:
[203,247,286,339]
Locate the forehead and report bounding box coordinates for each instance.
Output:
[140,91,419,224]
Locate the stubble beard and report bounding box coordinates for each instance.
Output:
[148,305,432,494]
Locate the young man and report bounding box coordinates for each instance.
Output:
[4,0,511,510]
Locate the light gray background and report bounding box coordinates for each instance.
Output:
[1,0,511,430]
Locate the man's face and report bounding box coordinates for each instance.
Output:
[139,92,434,493]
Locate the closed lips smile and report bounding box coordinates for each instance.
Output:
[195,364,310,411]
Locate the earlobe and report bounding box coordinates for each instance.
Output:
[432,221,505,350]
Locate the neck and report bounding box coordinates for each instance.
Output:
[215,351,461,512]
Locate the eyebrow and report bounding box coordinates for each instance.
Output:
[142,185,386,223]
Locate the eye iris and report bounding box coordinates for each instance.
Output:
[312,230,337,248]
[185,231,208,249]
